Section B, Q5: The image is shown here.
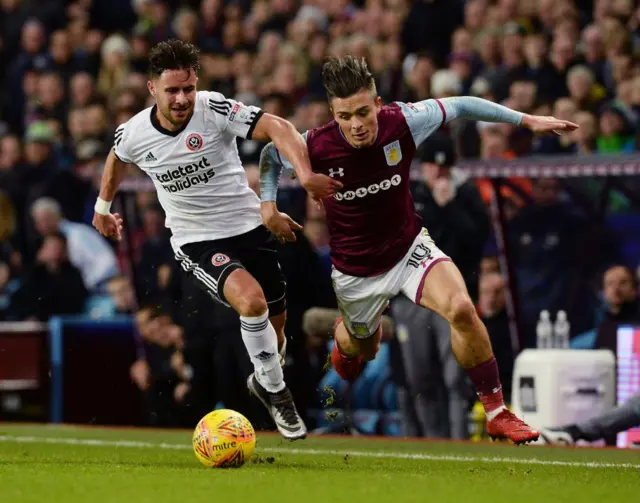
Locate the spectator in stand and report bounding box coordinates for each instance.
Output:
[595,265,640,349]
[532,98,578,155]
[570,111,599,155]
[30,197,118,292]
[477,272,514,403]
[0,135,24,223]
[572,265,640,351]
[135,204,172,300]
[567,65,607,114]
[130,306,191,427]
[105,275,137,315]
[21,122,58,200]
[11,232,87,321]
[597,103,637,153]
[507,177,601,348]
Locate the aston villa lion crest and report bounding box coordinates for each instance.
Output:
[383,140,402,166]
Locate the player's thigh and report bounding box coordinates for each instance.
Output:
[399,228,461,317]
[176,242,264,314]
[332,268,388,344]
[240,228,287,318]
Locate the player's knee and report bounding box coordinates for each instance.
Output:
[446,292,477,328]
[236,291,268,317]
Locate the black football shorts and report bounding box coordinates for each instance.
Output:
[175,225,286,316]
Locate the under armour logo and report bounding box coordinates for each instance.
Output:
[328,167,344,178]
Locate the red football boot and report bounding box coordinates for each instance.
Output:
[330,317,366,382]
[487,409,540,445]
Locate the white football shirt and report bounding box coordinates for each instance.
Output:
[113,91,264,250]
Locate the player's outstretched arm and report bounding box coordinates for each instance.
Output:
[442,96,579,135]
[92,149,126,241]
[402,98,579,148]
[251,114,342,200]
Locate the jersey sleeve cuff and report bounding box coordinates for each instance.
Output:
[246,110,264,140]
[113,149,128,164]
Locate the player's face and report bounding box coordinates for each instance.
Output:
[148,69,198,128]
[331,90,382,148]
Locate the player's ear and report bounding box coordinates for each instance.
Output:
[147,80,155,98]
[375,96,382,109]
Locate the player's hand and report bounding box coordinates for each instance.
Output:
[174,382,190,403]
[92,212,123,241]
[261,202,303,243]
[521,114,579,135]
[299,172,343,201]
[170,351,185,374]
[267,212,304,243]
[130,359,151,391]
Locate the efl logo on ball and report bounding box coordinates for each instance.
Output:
[186,133,203,151]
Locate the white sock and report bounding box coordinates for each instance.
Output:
[240,311,285,393]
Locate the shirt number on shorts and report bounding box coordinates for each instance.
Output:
[407,243,433,269]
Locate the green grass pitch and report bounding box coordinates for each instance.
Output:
[0,424,638,503]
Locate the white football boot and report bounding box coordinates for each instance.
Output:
[247,373,307,441]
[538,427,576,446]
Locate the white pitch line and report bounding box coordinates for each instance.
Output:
[0,435,638,469]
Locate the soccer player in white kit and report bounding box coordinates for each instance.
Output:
[91,40,341,440]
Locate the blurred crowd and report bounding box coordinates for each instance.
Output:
[1,0,640,434]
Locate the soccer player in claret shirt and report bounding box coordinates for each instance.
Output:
[91,40,341,440]
[259,56,579,444]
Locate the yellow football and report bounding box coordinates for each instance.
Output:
[192,409,256,468]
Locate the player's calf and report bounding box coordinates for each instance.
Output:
[330,318,381,382]
[419,262,510,427]
[445,291,478,333]
[223,269,284,389]
[447,302,507,422]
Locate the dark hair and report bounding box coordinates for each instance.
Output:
[321,56,375,101]
[148,39,200,79]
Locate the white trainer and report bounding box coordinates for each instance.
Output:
[539,427,576,446]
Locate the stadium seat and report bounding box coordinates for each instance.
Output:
[84,295,117,319]
[379,380,398,411]
[570,330,597,349]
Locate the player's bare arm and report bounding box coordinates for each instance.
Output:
[251,113,342,201]
[92,149,126,241]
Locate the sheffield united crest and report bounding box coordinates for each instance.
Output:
[186,133,203,151]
